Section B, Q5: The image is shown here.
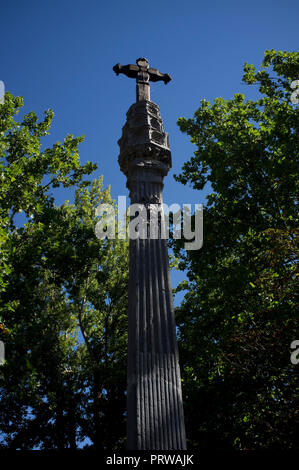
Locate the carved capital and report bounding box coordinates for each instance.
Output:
[118,101,172,178]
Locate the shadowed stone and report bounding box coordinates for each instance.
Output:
[113,58,171,102]
[114,59,186,450]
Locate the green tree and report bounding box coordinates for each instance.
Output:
[174,50,299,450]
[0,92,96,321]
[0,93,129,449]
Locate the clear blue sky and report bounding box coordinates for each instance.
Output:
[1,0,298,295]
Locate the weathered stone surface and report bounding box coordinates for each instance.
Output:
[114,58,185,450]
[118,101,171,192]
[118,99,187,450]
[113,58,171,103]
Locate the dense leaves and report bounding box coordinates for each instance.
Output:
[0,93,96,319]
[174,50,299,450]
[0,94,128,449]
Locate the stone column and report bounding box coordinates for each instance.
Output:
[118,100,186,450]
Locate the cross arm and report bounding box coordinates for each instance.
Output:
[148,67,172,84]
[113,63,139,79]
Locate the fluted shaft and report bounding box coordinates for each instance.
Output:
[118,100,186,450]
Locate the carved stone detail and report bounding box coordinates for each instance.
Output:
[117,81,186,450]
[118,101,172,193]
[113,58,171,102]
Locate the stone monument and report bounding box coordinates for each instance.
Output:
[113,58,186,450]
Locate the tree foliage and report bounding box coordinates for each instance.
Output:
[174,50,299,450]
[0,94,128,449]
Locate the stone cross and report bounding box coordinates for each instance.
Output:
[114,59,186,450]
[113,58,172,102]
